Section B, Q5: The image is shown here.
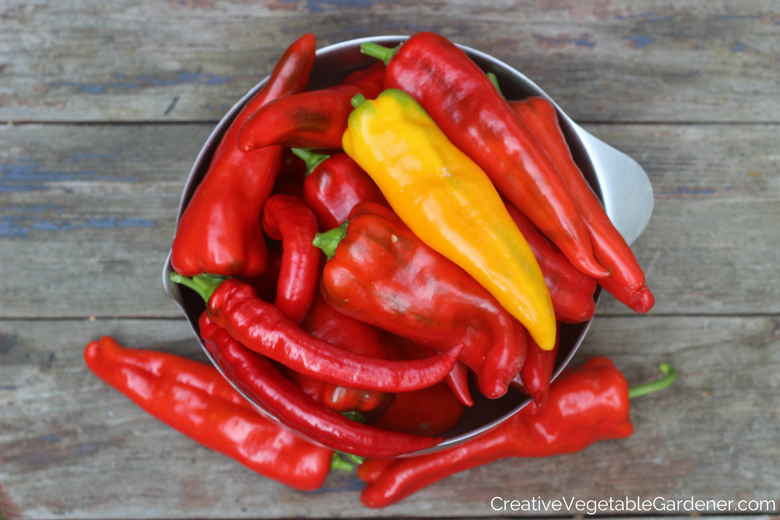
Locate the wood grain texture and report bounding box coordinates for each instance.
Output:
[1,316,778,517]
[1,0,779,123]
[2,123,779,318]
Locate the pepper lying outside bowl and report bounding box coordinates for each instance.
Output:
[162,35,654,456]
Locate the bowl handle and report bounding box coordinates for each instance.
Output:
[568,123,654,246]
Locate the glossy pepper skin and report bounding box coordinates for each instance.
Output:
[261,195,320,325]
[199,313,443,457]
[285,291,395,418]
[171,34,316,277]
[358,357,634,507]
[509,97,654,314]
[343,89,556,351]
[294,148,388,232]
[504,201,597,324]
[237,62,385,152]
[315,202,526,398]
[513,326,560,407]
[363,33,609,280]
[207,278,464,392]
[83,336,332,491]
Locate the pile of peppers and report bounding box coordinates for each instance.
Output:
[85,32,665,505]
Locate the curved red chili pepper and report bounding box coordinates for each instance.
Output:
[239,240,282,304]
[294,148,388,231]
[373,334,466,436]
[236,62,385,152]
[84,336,332,491]
[285,291,395,418]
[199,313,444,458]
[512,325,560,407]
[504,200,597,324]
[205,278,464,392]
[261,195,320,325]
[419,345,473,407]
[362,33,609,279]
[171,34,316,277]
[358,357,634,507]
[508,97,654,313]
[314,202,526,399]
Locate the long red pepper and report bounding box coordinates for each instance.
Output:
[171,275,463,392]
[239,240,282,303]
[294,148,388,231]
[508,97,654,313]
[512,326,559,407]
[285,291,395,418]
[314,202,526,399]
[199,313,445,457]
[361,33,609,279]
[419,345,473,407]
[171,34,316,277]
[261,195,320,325]
[237,62,385,151]
[504,201,597,324]
[358,358,677,508]
[84,336,332,491]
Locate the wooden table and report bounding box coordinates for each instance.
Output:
[2,1,779,518]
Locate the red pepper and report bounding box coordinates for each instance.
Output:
[358,357,670,508]
[284,291,395,418]
[513,325,559,407]
[199,313,446,457]
[261,195,320,325]
[84,336,332,491]
[313,201,526,399]
[236,62,385,152]
[171,275,464,392]
[361,34,609,279]
[419,345,473,407]
[294,148,388,231]
[504,201,597,324]
[508,97,654,313]
[171,34,316,277]
[239,240,282,304]
[372,334,466,436]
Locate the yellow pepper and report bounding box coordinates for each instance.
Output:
[342,89,556,350]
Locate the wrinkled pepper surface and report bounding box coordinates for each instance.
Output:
[343,89,555,351]
[314,201,526,398]
[509,97,654,313]
[286,291,395,418]
[200,313,444,457]
[171,274,462,392]
[171,33,316,277]
[84,336,332,491]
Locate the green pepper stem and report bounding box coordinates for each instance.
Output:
[360,42,401,66]
[351,93,367,108]
[291,148,330,176]
[169,272,227,303]
[341,410,367,424]
[312,221,349,260]
[330,452,355,471]
[487,72,504,97]
[343,452,365,465]
[628,363,677,399]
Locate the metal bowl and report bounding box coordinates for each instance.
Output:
[163,35,654,456]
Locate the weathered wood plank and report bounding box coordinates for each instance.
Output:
[1,316,778,517]
[2,123,779,318]
[2,0,779,123]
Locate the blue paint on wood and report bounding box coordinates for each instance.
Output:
[731,41,746,52]
[533,34,596,48]
[0,214,157,240]
[627,35,655,48]
[51,69,234,94]
[283,0,395,14]
[654,187,715,196]
[1,161,132,193]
